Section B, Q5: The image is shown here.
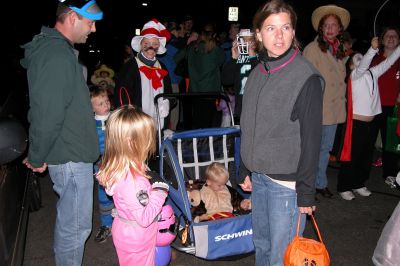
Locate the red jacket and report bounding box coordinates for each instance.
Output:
[370,52,400,106]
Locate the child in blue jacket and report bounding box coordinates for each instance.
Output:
[90,86,114,243]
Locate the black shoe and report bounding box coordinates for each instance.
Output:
[95,226,112,243]
[316,188,333,198]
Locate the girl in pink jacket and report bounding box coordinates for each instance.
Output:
[97,106,169,266]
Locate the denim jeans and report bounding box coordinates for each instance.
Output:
[94,164,114,228]
[316,124,337,189]
[97,182,114,227]
[252,173,306,266]
[48,162,93,266]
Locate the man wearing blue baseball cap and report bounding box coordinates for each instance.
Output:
[21,1,103,265]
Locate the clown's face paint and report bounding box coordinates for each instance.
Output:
[140,37,160,59]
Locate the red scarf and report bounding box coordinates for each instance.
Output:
[139,65,168,90]
[340,78,353,161]
[323,36,340,57]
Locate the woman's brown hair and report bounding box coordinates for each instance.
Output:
[252,0,301,53]
[316,14,346,60]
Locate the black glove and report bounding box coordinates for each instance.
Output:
[147,170,164,184]
[147,170,169,193]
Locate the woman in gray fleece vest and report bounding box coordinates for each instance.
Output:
[239,0,324,265]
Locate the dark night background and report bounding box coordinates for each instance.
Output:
[5,0,400,82]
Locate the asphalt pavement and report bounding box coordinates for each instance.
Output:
[23,159,400,266]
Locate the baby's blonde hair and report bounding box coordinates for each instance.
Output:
[205,162,229,184]
[97,106,156,190]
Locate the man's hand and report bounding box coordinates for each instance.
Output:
[239,175,252,192]
[22,158,47,173]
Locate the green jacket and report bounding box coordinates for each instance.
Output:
[175,42,225,93]
[21,26,99,167]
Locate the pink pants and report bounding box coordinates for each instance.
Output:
[112,218,157,266]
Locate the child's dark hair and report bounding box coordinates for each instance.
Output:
[89,85,108,99]
[345,51,359,83]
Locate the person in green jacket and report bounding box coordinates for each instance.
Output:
[175,22,225,129]
[20,1,103,265]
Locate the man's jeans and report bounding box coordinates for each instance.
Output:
[316,124,338,189]
[252,173,306,266]
[48,162,93,266]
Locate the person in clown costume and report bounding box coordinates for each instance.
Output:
[114,19,172,131]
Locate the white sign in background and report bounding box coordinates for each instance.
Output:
[228,7,239,22]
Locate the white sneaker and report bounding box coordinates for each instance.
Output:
[353,187,372,197]
[396,172,400,186]
[339,191,355,200]
[385,176,397,188]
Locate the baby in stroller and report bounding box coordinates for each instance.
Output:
[187,162,251,222]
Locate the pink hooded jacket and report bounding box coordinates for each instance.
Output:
[107,170,167,266]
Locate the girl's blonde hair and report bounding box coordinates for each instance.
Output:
[205,162,229,184]
[97,106,156,190]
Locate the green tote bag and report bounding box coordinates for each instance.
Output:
[385,105,400,154]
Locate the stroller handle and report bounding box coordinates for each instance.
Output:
[154,92,235,149]
[154,92,231,102]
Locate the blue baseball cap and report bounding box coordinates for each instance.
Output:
[59,0,103,20]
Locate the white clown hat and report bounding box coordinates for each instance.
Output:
[131,19,171,55]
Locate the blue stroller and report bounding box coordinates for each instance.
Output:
[154,93,254,260]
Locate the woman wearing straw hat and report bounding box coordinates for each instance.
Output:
[303,4,350,200]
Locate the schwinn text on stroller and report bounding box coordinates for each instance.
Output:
[214,229,253,242]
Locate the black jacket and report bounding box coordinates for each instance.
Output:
[114,57,173,129]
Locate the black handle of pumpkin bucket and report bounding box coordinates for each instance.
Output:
[175,212,193,246]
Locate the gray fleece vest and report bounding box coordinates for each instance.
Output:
[240,49,322,175]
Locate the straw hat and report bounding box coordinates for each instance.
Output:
[131,19,171,55]
[311,5,350,31]
[94,64,114,79]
